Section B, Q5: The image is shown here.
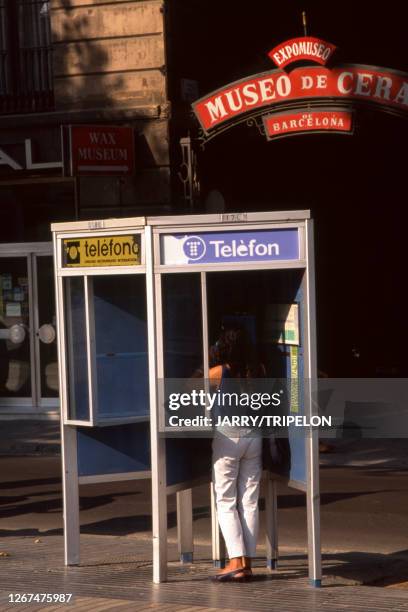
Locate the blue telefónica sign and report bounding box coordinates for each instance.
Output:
[161,229,300,265]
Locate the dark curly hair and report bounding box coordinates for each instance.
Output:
[210,325,263,378]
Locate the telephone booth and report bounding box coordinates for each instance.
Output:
[52,210,321,586]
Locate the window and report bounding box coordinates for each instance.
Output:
[0,0,53,113]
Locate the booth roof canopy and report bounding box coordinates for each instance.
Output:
[51,210,311,234]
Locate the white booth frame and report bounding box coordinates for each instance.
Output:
[52,211,321,586]
[53,222,146,427]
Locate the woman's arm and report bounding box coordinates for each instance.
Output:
[209,364,223,389]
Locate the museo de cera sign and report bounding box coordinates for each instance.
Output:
[192,37,408,141]
[194,65,408,132]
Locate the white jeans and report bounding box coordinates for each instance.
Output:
[212,434,262,559]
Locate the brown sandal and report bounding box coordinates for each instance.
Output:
[211,568,249,582]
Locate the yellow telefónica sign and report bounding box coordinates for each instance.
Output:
[62,235,141,267]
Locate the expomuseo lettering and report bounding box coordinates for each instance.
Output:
[273,41,332,66]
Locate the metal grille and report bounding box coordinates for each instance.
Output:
[0,0,54,114]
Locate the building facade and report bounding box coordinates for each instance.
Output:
[0,0,175,419]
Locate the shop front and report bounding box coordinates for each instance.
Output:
[0,126,72,418]
[0,175,76,419]
[0,119,171,418]
[0,242,58,418]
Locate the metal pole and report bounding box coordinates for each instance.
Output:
[53,233,80,565]
[177,489,194,563]
[302,11,308,37]
[146,225,168,583]
[211,482,226,568]
[265,476,279,570]
[304,219,322,587]
[202,270,225,568]
[61,424,80,565]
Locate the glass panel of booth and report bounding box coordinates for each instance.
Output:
[158,269,305,427]
[154,270,310,492]
[161,273,203,379]
[92,274,149,421]
[159,273,206,432]
[64,276,90,422]
[62,273,149,426]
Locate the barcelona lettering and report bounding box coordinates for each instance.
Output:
[263,110,353,139]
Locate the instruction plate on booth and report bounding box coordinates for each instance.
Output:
[263,303,300,345]
[62,235,141,268]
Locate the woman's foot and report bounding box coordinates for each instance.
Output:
[242,556,253,578]
[212,557,247,582]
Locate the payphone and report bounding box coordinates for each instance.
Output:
[52,210,320,586]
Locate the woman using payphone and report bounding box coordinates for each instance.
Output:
[209,324,264,582]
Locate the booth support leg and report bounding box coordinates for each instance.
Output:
[146,227,168,583]
[211,482,225,568]
[177,489,193,563]
[265,476,278,570]
[151,437,167,583]
[306,429,322,588]
[61,425,80,566]
[304,218,322,588]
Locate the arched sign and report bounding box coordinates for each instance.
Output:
[192,38,408,143]
[268,37,337,68]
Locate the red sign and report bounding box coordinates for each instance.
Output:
[69,125,134,175]
[193,65,408,132]
[268,37,337,69]
[263,109,353,139]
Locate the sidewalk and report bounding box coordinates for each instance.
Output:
[1,533,408,611]
[2,425,408,609]
[0,420,60,456]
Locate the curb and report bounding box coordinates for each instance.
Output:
[0,443,61,457]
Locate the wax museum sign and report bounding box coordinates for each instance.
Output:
[192,37,408,142]
[69,125,134,176]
